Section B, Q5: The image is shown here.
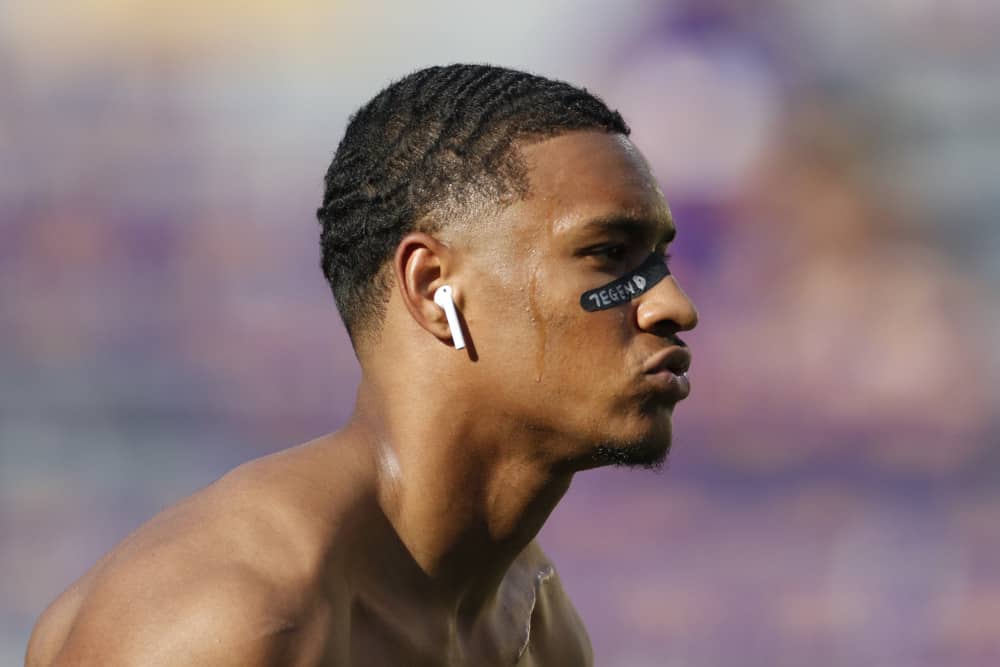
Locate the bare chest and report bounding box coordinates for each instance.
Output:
[296,565,589,666]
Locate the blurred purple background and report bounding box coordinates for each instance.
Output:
[2,1,999,664]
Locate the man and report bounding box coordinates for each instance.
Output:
[27,64,698,666]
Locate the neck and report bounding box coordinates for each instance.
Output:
[350,379,574,622]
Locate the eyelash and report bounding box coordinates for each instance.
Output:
[597,245,627,260]
[590,246,672,264]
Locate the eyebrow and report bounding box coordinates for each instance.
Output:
[579,213,677,244]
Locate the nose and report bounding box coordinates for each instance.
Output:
[635,276,699,335]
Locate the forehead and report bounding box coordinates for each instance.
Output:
[515,131,673,241]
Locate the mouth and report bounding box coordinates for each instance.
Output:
[641,346,692,401]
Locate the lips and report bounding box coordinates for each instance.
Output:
[643,346,692,376]
[641,346,692,401]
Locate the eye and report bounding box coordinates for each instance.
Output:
[590,244,627,261]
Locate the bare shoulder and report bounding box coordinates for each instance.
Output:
[32,561,300,666]
[27,434,371,666]
[520,541,593,666]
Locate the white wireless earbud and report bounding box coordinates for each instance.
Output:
[433,285,466,350]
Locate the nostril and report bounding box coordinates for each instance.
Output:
[637,311,673,335]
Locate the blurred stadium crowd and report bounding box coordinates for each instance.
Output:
[2,1,998,665]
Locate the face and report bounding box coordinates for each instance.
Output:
[452,131,699,470]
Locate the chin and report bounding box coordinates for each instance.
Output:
[592,437,670,470]
[589,415,673,470]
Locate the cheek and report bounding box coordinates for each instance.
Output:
[552,287,632,343]
[462,279,545,373]
[464,265,635,391]
[540,301,634,384]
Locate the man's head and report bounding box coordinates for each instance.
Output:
[318,65,698,470]
[317,64,629,345]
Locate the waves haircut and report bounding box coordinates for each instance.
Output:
[316,64,630,345]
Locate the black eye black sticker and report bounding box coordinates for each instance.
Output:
[580,252,671,312]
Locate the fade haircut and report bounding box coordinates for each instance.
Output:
[317,64,630,344]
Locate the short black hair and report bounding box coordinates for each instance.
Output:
[317,64,630,344]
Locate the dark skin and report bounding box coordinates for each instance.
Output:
[26,130,698,666]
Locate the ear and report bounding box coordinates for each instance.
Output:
[393,232,459,345]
